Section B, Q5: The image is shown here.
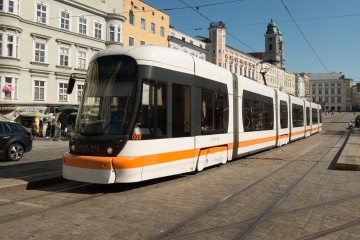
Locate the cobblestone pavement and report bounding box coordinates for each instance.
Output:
[1,112,360,240]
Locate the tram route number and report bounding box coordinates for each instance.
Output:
[132,134,142,140]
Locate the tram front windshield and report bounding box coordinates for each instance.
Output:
[74,55,137,136]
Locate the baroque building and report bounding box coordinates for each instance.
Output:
[122,0,169,46]
[168,27,207,60]
[196,20,295,95]
[0,0,126,119]
[263,19,284,68]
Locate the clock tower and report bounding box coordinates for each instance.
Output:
[263,19,284,68]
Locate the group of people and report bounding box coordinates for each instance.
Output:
[30,119,62,140]
[45,120,62,141]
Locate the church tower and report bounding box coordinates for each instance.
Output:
[208,21,226,68]
[263,19,284,68]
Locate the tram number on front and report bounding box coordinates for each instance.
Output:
[132,134,142,140]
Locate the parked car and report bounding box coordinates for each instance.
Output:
[0,121,32,161]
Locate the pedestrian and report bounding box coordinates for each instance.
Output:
[50,119,55,138]
[39,120,44,137]
[46,121,51,138]
[53,120,62,141]
[31,121,38,140]
[348,121,353,130]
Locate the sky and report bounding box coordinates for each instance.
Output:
[142,0,360,82]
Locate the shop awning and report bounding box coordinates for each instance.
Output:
[20,112,49,118]
[55,105,79,113]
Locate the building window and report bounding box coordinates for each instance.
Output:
[78,16,87,35]
[59,82,68,101]
[337,83,341,94]
[34,80,45,101]
[160,27,164,37]
[331,96,334,103]
[60,10,70,30]
[77,84,84,103]
[337,96,341,103]
[34,42,45,63]
[0,34,18,58]
[94,22,102,39]
[129,37,134,46]
[8,0,13,12]
[77,51,86,69]
[117,26,121,42]
[129,11,134,25]
[59,47,69,66]
[151,23,155,33]
[140,18,145,30]
[318,85,322,94]
[36,3,47,24]
[0,0,3,11]
[331,84,335,94]
[140,40,145,45]
[1,76,17,100]
[0,33,2,55]
[109,26,115,41]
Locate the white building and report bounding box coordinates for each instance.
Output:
[168,27,207,60]
[0,0,125,119]
[309,73,353,112]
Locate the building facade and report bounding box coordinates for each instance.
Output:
[202,20,295,95]
[168,27,207,60]
[0,0,126,119]
[352,83,360,111]
[309,73,353,112]
[122,0,169,46]
[295,73,311,100]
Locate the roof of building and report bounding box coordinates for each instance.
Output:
[308,73,344,80]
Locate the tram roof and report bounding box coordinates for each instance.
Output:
[92,46,233,87]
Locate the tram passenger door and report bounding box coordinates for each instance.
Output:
[172,84,191,137]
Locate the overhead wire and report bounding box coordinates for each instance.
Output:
[177,0,256,52]
[279,0,332,74]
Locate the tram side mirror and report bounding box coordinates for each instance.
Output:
[67,76,76,94]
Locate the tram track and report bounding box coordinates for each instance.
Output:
[154,129,349,239]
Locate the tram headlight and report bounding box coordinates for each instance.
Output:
[106,147,113,155]
[70,145,76,151]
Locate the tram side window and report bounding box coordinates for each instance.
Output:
[242,90,274,132]
[172,84,191,137]
[280,100,288,129]
[292,104,304,127]
[133,81,167,139]
[201,90,228,134]
[312,108,318,124]
[306,107,310,126]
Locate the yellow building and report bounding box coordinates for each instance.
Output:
[122,0,169,46]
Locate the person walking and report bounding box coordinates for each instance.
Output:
[46,121,51,138]
[53,120,62,141]
[31,121,38,140]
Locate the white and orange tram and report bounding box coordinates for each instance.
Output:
[62,46,322,184]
